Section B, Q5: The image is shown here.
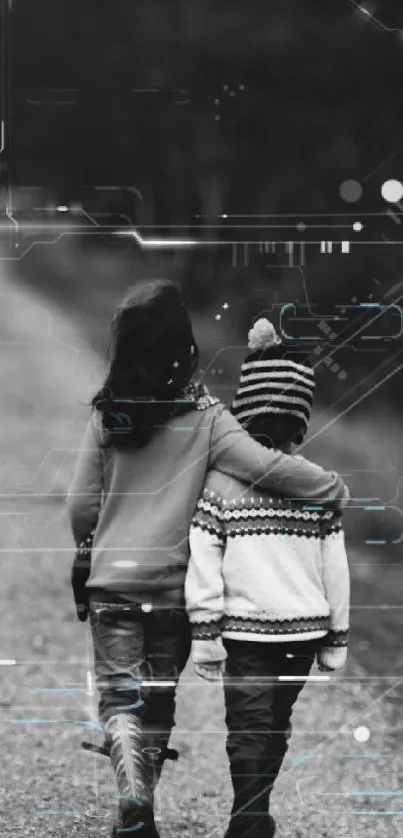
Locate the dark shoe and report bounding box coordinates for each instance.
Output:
[224,813,276,838]
[226,754,278,838]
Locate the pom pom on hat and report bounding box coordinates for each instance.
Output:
[233,319,315,435]
[248,318,282,351]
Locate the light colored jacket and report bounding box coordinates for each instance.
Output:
[185,469,350,670]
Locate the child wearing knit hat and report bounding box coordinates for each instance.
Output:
[185,318,350,838]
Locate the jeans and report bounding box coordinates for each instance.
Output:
[89,594,191,732]
[88,592,191,824]
[223,638,318,837]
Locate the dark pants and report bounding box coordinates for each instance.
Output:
[223,638,318,838]
[89,594,191,822]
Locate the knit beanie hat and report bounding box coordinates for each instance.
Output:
[231,318,316,436]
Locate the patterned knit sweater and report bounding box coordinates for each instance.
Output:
[185,468,350,671]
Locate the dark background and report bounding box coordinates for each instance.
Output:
[2,0,403,510]
[5,1,403,393]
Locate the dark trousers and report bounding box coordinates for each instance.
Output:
[223,638,318,838]
[89,595,191,819]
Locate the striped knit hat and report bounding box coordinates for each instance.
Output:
[231,318,315,435]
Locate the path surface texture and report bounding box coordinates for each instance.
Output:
[0,270,401,837]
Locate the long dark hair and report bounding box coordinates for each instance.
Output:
[92,279,199,448]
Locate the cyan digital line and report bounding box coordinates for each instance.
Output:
[115,682,142,691]
[117,700,145,711]
[365,539,387,545]
[291,754,315,767]
[279,303,318,340]
[359,302,403,339]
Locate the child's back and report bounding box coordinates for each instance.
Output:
[187,467,349,656]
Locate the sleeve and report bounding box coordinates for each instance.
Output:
[209,405,349,509]
[66,412,104,546]
[317,518,350,671]
[185,492,226,641]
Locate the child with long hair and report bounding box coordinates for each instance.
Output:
[66,283,349,837]
[185,318,350,838]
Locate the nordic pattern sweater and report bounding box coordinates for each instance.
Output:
[185,469,350,670]
[66,388,349,598]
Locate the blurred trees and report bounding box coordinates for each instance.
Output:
[9,0,403,221]
[5,0,403,409]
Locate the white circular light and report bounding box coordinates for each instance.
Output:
[353,726,370,742]
[353,221,363,232]
[381,179,403,203]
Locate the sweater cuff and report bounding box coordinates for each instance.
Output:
[191,620,222,640]
[326,629,349,647]
[317,645,347,671]
[192,638,227,665]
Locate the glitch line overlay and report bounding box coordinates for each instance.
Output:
[2,5,403,828]
[3,655,403,820]
[293,664,403,818]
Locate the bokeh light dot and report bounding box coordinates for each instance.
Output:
[339,179,363,203]
[381,179,403,203]
[354,726,370,742]
[353,222,363,232]
[296,221,306,232]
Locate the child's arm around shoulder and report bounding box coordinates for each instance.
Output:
[208,405,349,510]
[66,411,104,547]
